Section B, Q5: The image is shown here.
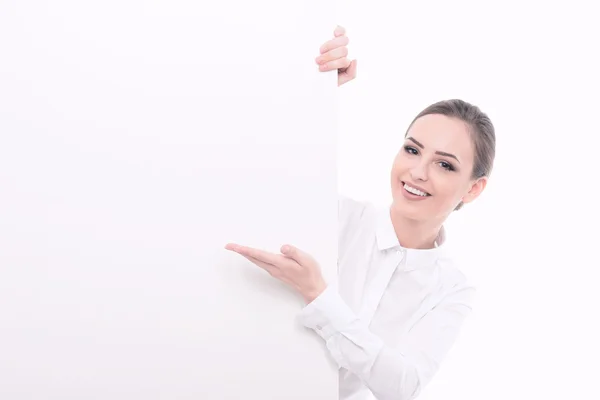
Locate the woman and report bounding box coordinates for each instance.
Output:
[226,26,495,400]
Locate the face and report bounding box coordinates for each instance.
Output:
[390,114,487,222]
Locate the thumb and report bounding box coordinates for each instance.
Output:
[344,59,357,78]
[281,244,312,265]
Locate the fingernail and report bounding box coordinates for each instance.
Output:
[282,245,290,253]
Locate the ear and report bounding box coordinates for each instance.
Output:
[461,176,488,205]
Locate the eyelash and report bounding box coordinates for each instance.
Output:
[403,146,456,171]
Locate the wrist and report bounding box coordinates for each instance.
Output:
[302,280,328,304]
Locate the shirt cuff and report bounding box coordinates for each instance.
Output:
[296,283,358,340]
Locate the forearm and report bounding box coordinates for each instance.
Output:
[296,285,423,400]
[297,282,473,399]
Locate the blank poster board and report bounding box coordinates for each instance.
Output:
[0,2,339,399]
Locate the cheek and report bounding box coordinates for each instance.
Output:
[391,153,409,174]
[431,174,467,200]
[390,160,400,179]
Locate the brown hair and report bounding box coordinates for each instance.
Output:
[406,99,496,210]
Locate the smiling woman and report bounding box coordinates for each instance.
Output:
[392,101,496,231]
[226,25,496,400]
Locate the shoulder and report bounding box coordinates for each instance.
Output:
[337,195,374,228]
[434,255,477,308]
[337,194,382,233]
[336,195,378,257]
[338,194,368,219]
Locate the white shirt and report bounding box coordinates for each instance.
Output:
[296,196,476,400]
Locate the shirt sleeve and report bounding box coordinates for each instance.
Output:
[296,282,475,400]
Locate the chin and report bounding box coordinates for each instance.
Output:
[390,195,426,221]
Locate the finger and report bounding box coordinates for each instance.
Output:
[225,243,278,265]
[240,254,278,274]
[242,254,295,286]
[280,245,313,266]
[225,243,294,269]
[334,25,346,37]
[319,57,351,72]
[319,35,349,54]
[315,46,349,65]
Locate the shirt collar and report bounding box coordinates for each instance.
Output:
[375,204,446,270]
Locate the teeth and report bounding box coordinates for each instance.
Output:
[404,183,428,197]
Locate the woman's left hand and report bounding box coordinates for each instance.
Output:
[316,25,357,87]
[224,243,327,304]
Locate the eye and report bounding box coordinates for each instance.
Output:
[439,161,455,171]
[404,145,418,155]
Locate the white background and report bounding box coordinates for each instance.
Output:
[336,1,600,399]
[0,1,339,399]
[1,1,599,399]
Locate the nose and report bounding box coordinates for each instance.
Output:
[409,160,429,182]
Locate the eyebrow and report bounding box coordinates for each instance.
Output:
[407,136,460,163]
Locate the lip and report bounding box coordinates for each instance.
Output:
[400,181,431,200]
[402,181,431,194]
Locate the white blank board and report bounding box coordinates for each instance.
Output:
[0,1,339,399]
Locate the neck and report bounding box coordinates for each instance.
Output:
[389,205,444,250]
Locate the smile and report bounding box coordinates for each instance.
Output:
[402,182,431,197]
